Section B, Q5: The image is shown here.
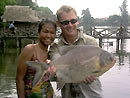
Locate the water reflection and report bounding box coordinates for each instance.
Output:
[0,48,19,98]
[100,39,130,98]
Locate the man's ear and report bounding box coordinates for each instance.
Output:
[76,21,79,25]
[56,21,61,27]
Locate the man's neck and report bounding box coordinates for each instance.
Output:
[63,32,78,44]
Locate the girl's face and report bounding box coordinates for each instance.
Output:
[39,23,56,46]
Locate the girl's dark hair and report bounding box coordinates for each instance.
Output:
[38,18,57,33]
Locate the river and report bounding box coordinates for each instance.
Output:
[0,39,130,98]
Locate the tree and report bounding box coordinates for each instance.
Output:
[0,0,53,28]
[16,0,53,14]
[119,0,129,27]
[16,0,38,9]
[106,15,121,26]
[16,0,34,6]
[0,0,16,27]
[34,7,53,15]
[128,15,130,25]
[81,8,95,34]
[0,0,16,16]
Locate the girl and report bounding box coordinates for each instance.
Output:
[16,19,57,98]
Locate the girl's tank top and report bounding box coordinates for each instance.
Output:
[24,44,54,98]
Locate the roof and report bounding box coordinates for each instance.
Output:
[2,5,40,22]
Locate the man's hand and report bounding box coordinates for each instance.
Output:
[82,75,96,84]
[48,65,56,77]
[46,59,56,77]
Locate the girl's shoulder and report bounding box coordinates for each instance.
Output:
[24,44,37,51]
[20,44,37,56]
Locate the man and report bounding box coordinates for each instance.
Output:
[49,5,103,98]
[9,21,16,34]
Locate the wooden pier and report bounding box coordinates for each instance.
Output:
[0,26,130,53]
[89,26,130,52]
[0,30,61,48]
[0,30,38,48]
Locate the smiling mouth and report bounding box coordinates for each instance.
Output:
[67,28,74,32]
[45,39,52,42]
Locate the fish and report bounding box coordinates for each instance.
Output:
[26,45,116,88]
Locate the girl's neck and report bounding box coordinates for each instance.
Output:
[38,42,48,52]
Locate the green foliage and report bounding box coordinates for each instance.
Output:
[81,8,95,33]
[16,0,53,14]
[106,15,121,26]
[0,0,16,27]
[0,0,6,16]
[79,0,130,27]
[94,18,107,26]
[16,0,33,6]
[0,0,16,15]
[5,0,16,5]
[128,15,130,25]
[119,0,129,27]
[34,7,53,14]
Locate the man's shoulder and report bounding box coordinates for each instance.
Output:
[82,33,95,40]
[51,42,58,47]
[50,42,59,50]
[82,33,97,46]
[51,38,64,46]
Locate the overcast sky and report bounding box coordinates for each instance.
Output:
[34,0,130,18]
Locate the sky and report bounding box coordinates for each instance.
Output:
[34,0,130,18]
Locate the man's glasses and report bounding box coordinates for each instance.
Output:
[60,19,78,25]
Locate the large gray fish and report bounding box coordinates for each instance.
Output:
[26,45,116,88]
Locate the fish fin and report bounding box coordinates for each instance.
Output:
[26,61,48,71]
[33,70,48,87]
[57,82,65,90]
[26,61,49,87]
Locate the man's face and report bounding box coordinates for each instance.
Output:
[57,11,79,36]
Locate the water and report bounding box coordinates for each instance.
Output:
[100,39,130,98]
[0,40,130,98]
[100,54,130,98]
[0,48,18,98]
